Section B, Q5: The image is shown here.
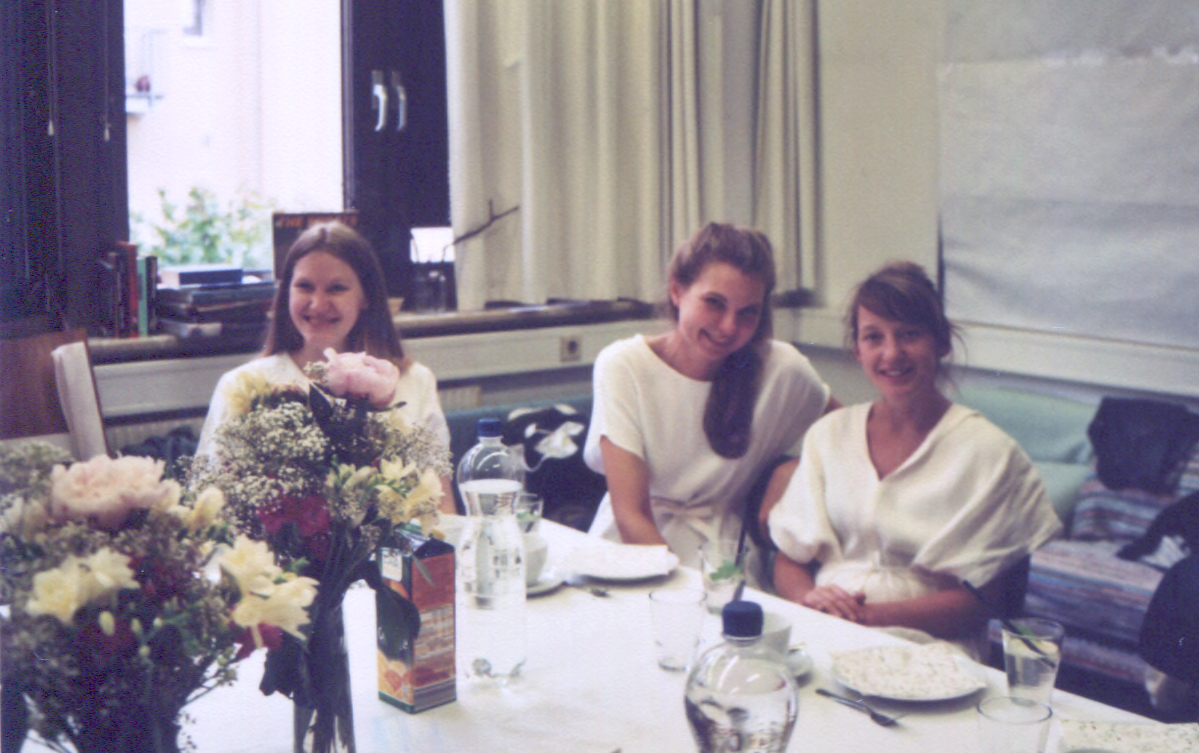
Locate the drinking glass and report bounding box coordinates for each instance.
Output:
[976,696,1053,753]
[699,541,745,615]
[514,492,543,533]
[648,588,707,671]
[1002,618,1064,705]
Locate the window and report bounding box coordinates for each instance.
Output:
[3,0,450,334]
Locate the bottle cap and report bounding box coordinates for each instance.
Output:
[721,600,763,638]
[477,417,503,437]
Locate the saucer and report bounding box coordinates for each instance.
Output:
[527,573,564,597]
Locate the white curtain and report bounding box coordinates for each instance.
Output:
[446,0,815,311]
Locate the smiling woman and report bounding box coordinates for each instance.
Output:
[195,222,454,512]
[581,223,835,587]
[768,261,1063,652]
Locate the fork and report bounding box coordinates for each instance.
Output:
[565,580,610,597]
[815,688,901,727]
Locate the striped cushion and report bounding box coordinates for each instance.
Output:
[1025,540,1164,645]
[1068,446,1199,541]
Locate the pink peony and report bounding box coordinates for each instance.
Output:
[321,349,399,408]
[49,455,178,531]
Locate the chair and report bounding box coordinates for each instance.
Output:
[0,328,108,459]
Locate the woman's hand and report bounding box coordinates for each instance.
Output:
[801,584,868,623]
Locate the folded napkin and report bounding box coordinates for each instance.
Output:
[568,541,673,580]
[1059,720,1199,753]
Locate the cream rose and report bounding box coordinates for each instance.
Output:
[49,455,179,531]
[321,349,399,408]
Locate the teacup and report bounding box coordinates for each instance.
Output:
[524,533,548,586]
[761,611,792,656]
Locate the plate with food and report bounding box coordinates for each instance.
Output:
[830,643,987,702]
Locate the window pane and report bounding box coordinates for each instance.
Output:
[125,1,342,270]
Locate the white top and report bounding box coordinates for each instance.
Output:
[196,353,450,459]
[583,335,830,575]
[769,402,1063,601]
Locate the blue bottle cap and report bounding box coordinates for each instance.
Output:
[477,417,503,437]
[722,600,764,638]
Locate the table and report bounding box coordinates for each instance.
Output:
[174,519,1147,752]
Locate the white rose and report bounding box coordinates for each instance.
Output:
[49,455,177,531]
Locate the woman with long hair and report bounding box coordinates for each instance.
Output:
[769,261,1061,645]
[196,221,453,511]
[582,222,838,584]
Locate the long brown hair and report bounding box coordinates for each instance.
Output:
[263,221,407,366]
[667,222,776,459]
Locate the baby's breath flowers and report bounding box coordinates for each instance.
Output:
[0,448,308,753]
[185,350,450,753]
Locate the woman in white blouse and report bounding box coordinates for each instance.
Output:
[583,223,838,584]
[197,221,453,512]
[769,261,1062,642]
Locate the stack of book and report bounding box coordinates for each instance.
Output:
[97,243,157,338]
[154,265,276,342]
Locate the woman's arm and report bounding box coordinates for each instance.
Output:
[858,582,991,639]
[598,437,667,546]
[772,551,818,603]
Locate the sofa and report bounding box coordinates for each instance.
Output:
[956,385,1199,711]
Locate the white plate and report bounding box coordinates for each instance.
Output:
[568,543,680,581]
[831,644,986,702]
[1060,720,1199,753]
[526,573,564,597]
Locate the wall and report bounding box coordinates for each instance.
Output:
[791,0,1198,401]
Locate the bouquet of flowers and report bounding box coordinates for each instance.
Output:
[186,349,450,753]
[0,443,316,753]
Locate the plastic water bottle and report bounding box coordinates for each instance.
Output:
[685,601,799,753]
[456,417,526,682]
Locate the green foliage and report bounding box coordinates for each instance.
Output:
[133,186,274,269]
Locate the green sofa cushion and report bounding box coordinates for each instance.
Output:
[956,386,1094,465]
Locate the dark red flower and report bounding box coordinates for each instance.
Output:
[234,623,284,660]
[257,495,333,564]
[78,617,137,670]
[128,553,192,603]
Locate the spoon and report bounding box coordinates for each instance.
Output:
[815,688,902,727]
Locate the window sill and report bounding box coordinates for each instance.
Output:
[87,298,657,366]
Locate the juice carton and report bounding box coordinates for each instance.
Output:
[376,531,456,713]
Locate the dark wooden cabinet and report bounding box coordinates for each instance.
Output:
[344,0,450,307]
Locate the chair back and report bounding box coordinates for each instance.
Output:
[0,328,107,459]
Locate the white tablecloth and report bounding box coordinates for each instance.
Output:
[53,519,1153,752]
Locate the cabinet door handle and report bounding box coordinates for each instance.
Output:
[391,70,407,132]
[372,69,388,132]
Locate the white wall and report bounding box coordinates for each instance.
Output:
[784,0,1199,400]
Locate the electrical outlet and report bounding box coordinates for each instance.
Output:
[559,335,582,363]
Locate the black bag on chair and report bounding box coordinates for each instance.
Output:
[1087,397,1199,495]
[502,404,607,532]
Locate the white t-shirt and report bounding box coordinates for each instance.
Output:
[196,353,450,459]
[583,335,830,577]
[769,402,1063,601]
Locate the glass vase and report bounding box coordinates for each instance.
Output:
[293,603,356,753]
